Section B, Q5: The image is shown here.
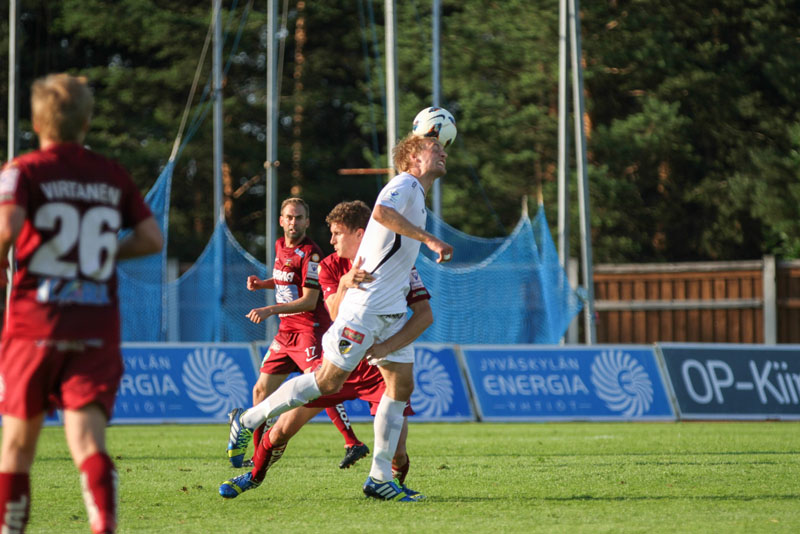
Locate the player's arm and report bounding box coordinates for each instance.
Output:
[246,287,321,324]
[247,275,275,291]
[0,205,25,282]
[373,204,453,263]
[365,299,433,364]
[117,216,163,260]
[324,257,374,321]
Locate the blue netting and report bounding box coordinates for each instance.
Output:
[117,156,582,344]
[118,160,173,341]
[417,208,582,344]
[175,222,269,341]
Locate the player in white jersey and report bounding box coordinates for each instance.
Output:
[226,134,452,501]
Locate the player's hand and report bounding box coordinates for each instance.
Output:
[426,236,454,263]
[246,306,273,323]
[246,275,262,291]
[365,343,390,366]
[341,257,375,289]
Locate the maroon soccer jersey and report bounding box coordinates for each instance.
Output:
[0,143,152,342]
[318,253,431,307]
[272,236,331,333]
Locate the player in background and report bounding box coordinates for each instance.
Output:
[219,200,432,499]
[0,74,163,534]
[226,135,452,501]
[229,197,367,470]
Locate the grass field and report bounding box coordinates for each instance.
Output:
[21,421,800,533]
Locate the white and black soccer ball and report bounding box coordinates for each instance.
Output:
[412,107,457,149]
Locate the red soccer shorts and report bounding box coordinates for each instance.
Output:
[305,360,414,416]
[0,337,123,419]
[260,329,324,375]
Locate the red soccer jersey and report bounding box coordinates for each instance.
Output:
[318,253,431,308]
[272,236,331,333]
[0,143,152,342]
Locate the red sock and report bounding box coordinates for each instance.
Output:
[252,422,267,449]
[251,431,287,484]
[79,452,118,534]
[0,472,30,533]
[392,453,410,484]
[326,404,360,447]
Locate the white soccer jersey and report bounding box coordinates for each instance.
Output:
[341,172,427,314]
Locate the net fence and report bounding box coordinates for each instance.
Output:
[119,163,582,343]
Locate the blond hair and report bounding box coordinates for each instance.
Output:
[392,133,437,173]
[31,73,93,143]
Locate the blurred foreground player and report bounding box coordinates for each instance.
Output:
[0,73,163,534]
[220,200,432,499]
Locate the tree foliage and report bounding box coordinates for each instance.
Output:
[0,0,798,263]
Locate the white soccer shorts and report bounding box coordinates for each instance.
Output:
[322,307,413,372]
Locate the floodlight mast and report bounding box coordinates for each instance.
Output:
[265,0,280,339]
[558,0,596,344]
[5,0,18,308]
[431,0,442,216]
[385,0,398,176]
[212,0,224,341]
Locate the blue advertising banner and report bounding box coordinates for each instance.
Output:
[113,343,259,424]
[460,345,675,421]
[254,342,475,423]
[657,343,800,420]
[409,344,475,422]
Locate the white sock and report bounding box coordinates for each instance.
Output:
[242,372,321,428]
[369,395,406,483]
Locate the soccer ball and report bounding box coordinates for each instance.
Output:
[412,107,457,149]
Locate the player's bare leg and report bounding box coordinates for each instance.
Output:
[64,404,118,534]
[0,413,44,473]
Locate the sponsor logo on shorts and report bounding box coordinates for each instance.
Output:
[263,340,281,364]
[0,373,5,403]
[339,340,352,354]
[342,327,364,344]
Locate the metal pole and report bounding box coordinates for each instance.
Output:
[266,0,279,261]
[431,0,442,215]
[384,0,398,173]
[7,0,18,161]
[212,0,224,341]
[568,0,596,343]
[265,0,280,339]
[762,255,777,344]
[212,0,224,223]
[6,0,18,311]
[557,0,570,342]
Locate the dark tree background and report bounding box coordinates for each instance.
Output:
[1,0,798,265]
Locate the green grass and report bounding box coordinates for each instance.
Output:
[20,422,800,533]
